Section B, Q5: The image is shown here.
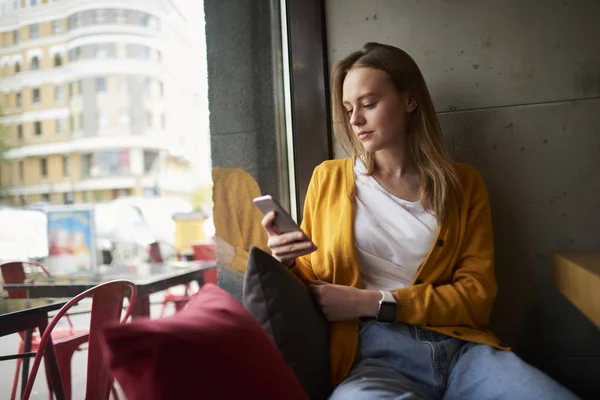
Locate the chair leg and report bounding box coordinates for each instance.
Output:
[10,341,24,400]
[111,384,120,400]
[159,301,168,318]
[54,344,78,400]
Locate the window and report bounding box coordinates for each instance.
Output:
[98,111,109,129]
[14,62,20,73]
[30,0,38,6]
[29,24,39,39]
[63,192,74,204]
[34,121,42,136]
[53,20,62,34]
[13,0,19,11]
[145,111,153,129]
[17,124,22,141]
[56,119,65,134]
[63,156,70,176]
[13,30,18,44]
[95,9,106,23]
[32,87,40,104]
[40,157,47,177]
[143,151,158,172]
[95,44,108,59]
[161,114,166,130]
[116,9,127,24]
[116,76,128,93]
[69,82,73,97]
[18,161,24,181]
[55,84,63,102]
[15,92,21,107]
[118,111,130,127]
[31,56,40,70]
[42,193,49,202]
[54,54,62,67]
[96,77,107,92]
[142,78,151,94]
[79,114,83,131]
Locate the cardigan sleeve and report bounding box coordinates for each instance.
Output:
[290,168,319,283]
[393,170,497,328]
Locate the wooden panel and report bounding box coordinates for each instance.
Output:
[553,252,600,328]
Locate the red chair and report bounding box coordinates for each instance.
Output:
[153,241,216,318]
[21,279,137,400]
[0,260,77,400]
[148,241,194,318]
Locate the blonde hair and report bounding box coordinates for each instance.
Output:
[331,42,461,221]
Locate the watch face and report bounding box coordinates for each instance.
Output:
[378,302,396,322]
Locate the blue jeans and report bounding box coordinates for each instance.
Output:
[329,320,578,400]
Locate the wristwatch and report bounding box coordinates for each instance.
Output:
[376,291,397,322]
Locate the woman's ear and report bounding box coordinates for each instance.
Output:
[406,99,418,113]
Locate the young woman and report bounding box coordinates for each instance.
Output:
[262,42,576,399]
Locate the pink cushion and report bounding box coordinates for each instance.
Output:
[99,284,309,400]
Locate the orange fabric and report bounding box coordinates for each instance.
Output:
[291,158,505,387]
[212,168,269,273]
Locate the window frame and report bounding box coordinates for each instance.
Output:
[29,23,39,39]
[40,157,47,177]
[286,0,332,218]
[31,56,40,70]
[34,121,42,136]
[32,87,40,104]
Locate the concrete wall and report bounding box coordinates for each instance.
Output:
[204,0,284,201]
[326,0,600,397]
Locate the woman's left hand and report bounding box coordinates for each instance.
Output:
[308,280,381,321]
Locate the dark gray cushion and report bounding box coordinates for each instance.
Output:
[243,247,331,400]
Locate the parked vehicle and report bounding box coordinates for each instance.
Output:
[0,206,48,261]
[23,202,158,266]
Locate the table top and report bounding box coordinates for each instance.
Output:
[0,298,69,337]
[552,252,600,328]
[3,261,215,298]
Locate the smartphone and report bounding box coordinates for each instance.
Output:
[253,194,303,234]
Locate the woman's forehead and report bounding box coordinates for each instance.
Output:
[342,67,393,101]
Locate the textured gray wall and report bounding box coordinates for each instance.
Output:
[204,0,281,199]
[327,0,600,397]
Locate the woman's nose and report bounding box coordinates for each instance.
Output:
[349,110,364,126]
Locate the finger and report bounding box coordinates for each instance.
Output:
[270,239,315,254]
[272,246,317,261]
[268,231,311,248]
[262,211,282,235]
[308,280,327,286]
[307,284,321,297]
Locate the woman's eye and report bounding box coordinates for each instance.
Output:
[363,102,376,109]
[345,109,353,117]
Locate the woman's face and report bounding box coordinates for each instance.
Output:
[342,67,416,153]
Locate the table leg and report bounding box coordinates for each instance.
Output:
[132,295,151,318]
[21,329,32,400]
[38,317,66,400]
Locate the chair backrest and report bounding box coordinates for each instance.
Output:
[148,241,164,263]
[0,260,51,299]
[22,279,137,400]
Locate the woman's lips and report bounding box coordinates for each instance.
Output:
[357,131,373,140]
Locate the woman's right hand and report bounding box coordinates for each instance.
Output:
[261,211,317,266]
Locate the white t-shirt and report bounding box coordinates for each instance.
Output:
[354,159,439,291]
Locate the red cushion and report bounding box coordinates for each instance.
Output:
[99,284,309,400]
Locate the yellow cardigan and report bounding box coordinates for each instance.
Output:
[292,158,505,386]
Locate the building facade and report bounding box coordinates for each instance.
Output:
[0,0,204,205]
